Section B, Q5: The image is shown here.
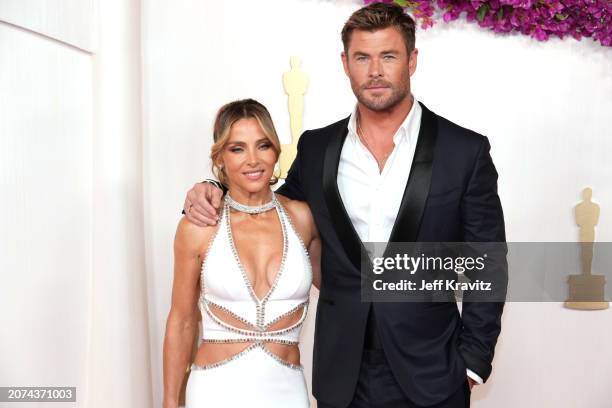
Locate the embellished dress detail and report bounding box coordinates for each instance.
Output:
[185,197,312,408]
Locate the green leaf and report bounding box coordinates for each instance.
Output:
[477,4,490,22]
[497,7,504,20]
[555,13,568,21]
[394,0,409,6]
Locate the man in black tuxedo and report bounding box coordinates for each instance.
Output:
[184,3,505,407]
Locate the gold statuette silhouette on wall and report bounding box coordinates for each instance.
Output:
[565,187,609,310]
[279,56,309,179]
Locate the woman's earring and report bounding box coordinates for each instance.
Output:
[270,164,281,185]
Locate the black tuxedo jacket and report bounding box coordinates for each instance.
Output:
[278,102,506,407]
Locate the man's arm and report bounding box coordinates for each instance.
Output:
[459,136,507,384]
[276,131,308,201]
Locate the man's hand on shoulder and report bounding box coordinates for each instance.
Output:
[183,181,224,226]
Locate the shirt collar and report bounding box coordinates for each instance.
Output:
[347,96,422,146]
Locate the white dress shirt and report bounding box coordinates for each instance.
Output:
[337,98,484,385]
[338,99,421,244]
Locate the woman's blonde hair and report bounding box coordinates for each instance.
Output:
[210,99,281,187]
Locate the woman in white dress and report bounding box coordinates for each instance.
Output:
[163,99,321,408]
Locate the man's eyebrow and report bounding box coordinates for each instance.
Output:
[351,50,400,57]
[380,49,400,54]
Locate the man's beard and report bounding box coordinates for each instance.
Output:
[353,79,410,112]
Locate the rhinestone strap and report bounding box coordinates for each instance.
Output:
[224,199,288,329]
[190,342,260,371]
[204,299,258,329]
[191,342,303,371]
[198,206,223,325]
[259,345,303,371]
[275,201,313,284]
[204,301,304,337]
[264,300,309,330]
[225,192,277,214]
[201,338,298,346]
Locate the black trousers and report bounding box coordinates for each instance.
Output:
[317,349,471,408]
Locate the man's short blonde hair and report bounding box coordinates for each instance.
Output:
[341,3,416,55]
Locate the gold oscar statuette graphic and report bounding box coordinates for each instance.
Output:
[565,187,609,310]
[280,56,309,179]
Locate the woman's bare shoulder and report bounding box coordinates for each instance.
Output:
[277,194,311,215]
[277,195,314,233]
[175,215,219,255]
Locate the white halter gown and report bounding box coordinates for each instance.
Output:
[185,199,312,407]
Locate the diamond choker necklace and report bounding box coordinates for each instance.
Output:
[225,192,278,214]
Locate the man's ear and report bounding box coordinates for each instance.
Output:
[408,48,418,77]
[341,51,350,77]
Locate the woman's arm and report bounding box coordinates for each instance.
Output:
[163,217,210,408]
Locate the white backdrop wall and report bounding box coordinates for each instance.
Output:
[143,1,612,408]
[87,0,152,407]
[1,0,152,407]
[2,0,611,407]
[0,14,93,408]
[0,0,96,51]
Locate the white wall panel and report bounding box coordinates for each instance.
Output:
[86,0,153,406]
[0,22,92,405]
[1,0,154,406]
[0,0,96,52]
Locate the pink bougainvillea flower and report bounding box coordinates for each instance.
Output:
[362,0,612,47]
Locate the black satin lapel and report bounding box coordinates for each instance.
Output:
[387,102,437,244]
[322,117,364,270]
